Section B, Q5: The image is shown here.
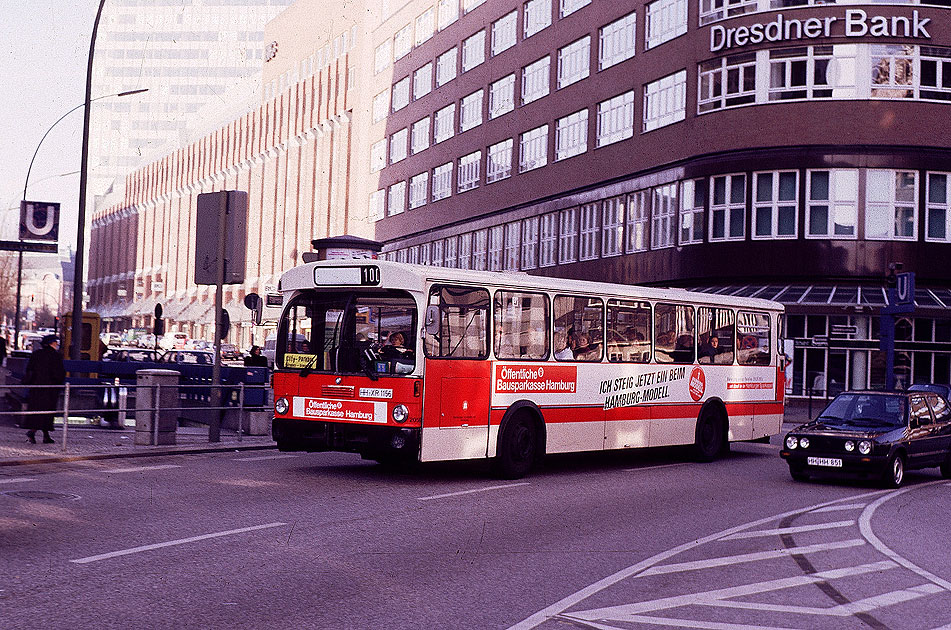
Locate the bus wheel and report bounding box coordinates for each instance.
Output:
[694,407,725,462]
[495,413,538,480]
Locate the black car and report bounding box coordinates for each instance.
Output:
[781,390,951,488]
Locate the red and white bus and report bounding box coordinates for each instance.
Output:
[271,260,785,477]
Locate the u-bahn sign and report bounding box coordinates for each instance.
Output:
[19,200,60,242]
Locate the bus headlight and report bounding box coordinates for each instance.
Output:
[858,440,872,455]
[799,437,810,449]
[275,397,289,415]
[392,404,409,424]
[785,436,798,450]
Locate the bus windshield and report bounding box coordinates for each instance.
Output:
[276,289,418,375]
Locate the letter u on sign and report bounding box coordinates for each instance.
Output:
[19,201,60,242]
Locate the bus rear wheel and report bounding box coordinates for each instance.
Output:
[495,413,538,480]
[694,407,725,462]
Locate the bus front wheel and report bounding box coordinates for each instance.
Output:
[694,407,726,462]
[495,412,538,480]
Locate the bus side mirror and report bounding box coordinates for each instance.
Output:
[424,305,440,336]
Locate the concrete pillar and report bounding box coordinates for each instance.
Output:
[135,369,179,445]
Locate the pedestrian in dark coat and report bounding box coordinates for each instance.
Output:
[23,335,66,444]
[243,345,268,368]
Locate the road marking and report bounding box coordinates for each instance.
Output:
[70,522,287,564]
[592,615,802,630]
[700,583,942,616]
[622,463,690,473]
[234,454,299,462]
[417,482,529,501]
[721,520,854,540]
[811,502,867,513]
[103,464,183,474]
[638,539,865,577]
[0,477,36,484]
[562,561,897,621]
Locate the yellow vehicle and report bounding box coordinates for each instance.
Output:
[60,312,103,360]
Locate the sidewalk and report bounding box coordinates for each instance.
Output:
[0,422,275,466]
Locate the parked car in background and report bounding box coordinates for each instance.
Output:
[160,332,189,350]
[100,332,123,347]
[220,343,241,361]
[136,334,157,348]
[103,347,160,362]
[159,350,215,365]
[781,390,951,488]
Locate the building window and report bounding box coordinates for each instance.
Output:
[487,138,513,183]
[394,24,413,60]
[458,232,473,269]
[652,183,677,249]
[438,0,459,30]
[599,11,636,71]
[409,245,420,265]
[464,0,487,14]
[460,89,484,132]
[432,162,453,201]
[866,170,918,240]
[434,103,455,143]
[870,44,914,98]
[445,236,458,268]
[559,206,578,263]
[557,36,590,89]
[462,30,486,73]
[488,226,504,271]
[370,139,386,173]
[710,174,746,241]
[555,109,588,161]
[580,202,601,261]
[388,181,406,216]
[644,70,686,131]
[458,151,482,192]
[492,11,518,56]
[560,0,590,18]
[415,8,435,46]
[698,54,755,112]
[372,90,389,123]
[369,190,385,221]
[519,124,549,172]
[596,90,635,147]
[522,56,551,105]
[409,172,429,209]
[431,239,444,267]
[504,222,521,271]
[413,63,433,100]
[680,178,706,245]
[753,171,798,239]
[522,216,540,270]
[489,74,516,119]
[806,169,858,238]
[769,46,841,101]
[374,40,391,74]
[699,0,757,26]
[411,117,430,154]
[473,229,489,270]
[921,46,951,101]
[626,190,649,252]
[926,172,951,242]
[540,212,558,267]
[645,0,687,50]
[602,196,624,257]
[389,128,408,164]
[420,243,433,267]
[391,76,410,112]
[436,47,458,87]
[524,0,552,39]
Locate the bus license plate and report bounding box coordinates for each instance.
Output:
[807,456,843,468]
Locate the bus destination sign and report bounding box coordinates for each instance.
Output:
[314,265,381,286]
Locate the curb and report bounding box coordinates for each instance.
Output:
[0,442,276,467]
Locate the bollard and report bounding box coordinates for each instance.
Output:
[135,369,179,446]
[61,383,70,453]
[238,383,245,442]
[153,384,160,446]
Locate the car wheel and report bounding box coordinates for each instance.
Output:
[883,453,905,488]
[694,408,724,462]
[495,412,538,480]
[940,452,951,480]
[789,466,809,482]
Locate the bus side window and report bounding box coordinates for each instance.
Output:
[698,307,735,365]
[607,300,650,363]
[737,312,771,366]
[423,286,490,359]
[655,303,695,364]
[495,291,550,360]
[553,295,603,362]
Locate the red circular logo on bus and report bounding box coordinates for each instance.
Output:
[689,367,706,401]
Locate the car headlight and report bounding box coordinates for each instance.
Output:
[392,404,409,424]
[858,440,872,455]
[844,440,855,452]
[785,436,798,450]
[275,397,289,415]
[799,437,810,449]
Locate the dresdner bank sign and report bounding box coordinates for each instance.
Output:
[710,9,931,52]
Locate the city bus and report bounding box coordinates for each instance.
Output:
[271,260,785,478]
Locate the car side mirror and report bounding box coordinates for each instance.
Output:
[424,305,440,336]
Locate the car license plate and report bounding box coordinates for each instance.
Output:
[807,456,843,468]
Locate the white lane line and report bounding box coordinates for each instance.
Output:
[638,539,865,577]
[70,522,287,564]
[234,454,299,462]
[0,477,37,484]
[593,615,802,630]
[623,463,690,473]
[563,561,897,620]
[417,482,529,501]
[103,464,182,474]
[721,520,854,540]
[701,583,942,616]
[929,624,951,630]
[811,503,867,513]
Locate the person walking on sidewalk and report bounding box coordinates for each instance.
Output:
[23,335,65,444]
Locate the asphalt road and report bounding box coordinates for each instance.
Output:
[1,439,949,630]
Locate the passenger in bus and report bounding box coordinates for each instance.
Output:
[573,332,600,361]
[698,334,720,362]
[554,328,578,360]
[381,332,413,359]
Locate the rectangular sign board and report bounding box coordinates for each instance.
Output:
[0,239,58,253]
[20,200,60,242]
[195,190,247,285]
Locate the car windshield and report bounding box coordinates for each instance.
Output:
[816,393,907,429]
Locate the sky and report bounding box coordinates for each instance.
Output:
[0,2,98,254]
